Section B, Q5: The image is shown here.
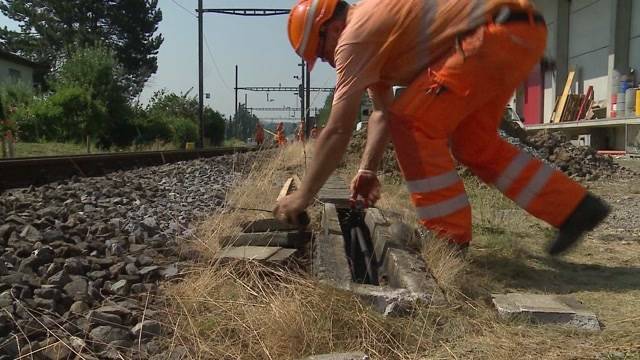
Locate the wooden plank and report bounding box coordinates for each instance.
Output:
[277,177,295,201]
[220,231,309,248]
[553,69,576,123]
[240,218,298,233]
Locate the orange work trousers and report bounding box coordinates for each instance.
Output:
[389,21,586,244]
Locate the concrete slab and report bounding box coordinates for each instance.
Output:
[313,204,352,290]
[220,231,308,248]
[352,284,417,317]
[267,248,297,263]
[301,353,369,360]
[239,218,299,233]
[215,246,297,263]
[364,209,444,304]
[215,246,279,261]
[383,248,445,304]
[318,176,351,208]
[492,293,601,331]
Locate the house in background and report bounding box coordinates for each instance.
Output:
[518,0,640,154]
[0,50,41,88]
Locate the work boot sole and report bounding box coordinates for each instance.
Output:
[547,194,610,256]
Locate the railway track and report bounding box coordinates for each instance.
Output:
[0,146,258,191]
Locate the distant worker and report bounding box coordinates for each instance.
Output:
[0,102,16,159]
[310,125,319,139]
[255,122,265,146]
[275,0,610,256]
[275,122,287,146]
[296,121,306,142]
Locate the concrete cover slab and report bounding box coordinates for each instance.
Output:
[301,352,369,360]
[313,204,352,290]
[215,246,280,261]
[492,293,601,331]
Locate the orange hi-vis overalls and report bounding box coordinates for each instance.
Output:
[275,122,287,146]
[333,0,586,245]
[389,14,586,244]
[255,124,265,145]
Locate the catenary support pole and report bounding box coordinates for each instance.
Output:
[198,0,205,148]
[235,65,239,118]
[306,62,311,137]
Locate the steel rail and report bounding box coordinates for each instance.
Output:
[0,146,261,191]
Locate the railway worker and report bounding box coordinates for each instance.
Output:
[274,0,610,255]
[276,122,287,146]
[255,122,265,146]
[310,125,319,140]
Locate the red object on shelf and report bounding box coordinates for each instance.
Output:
[523,64,543,125]
[576,86,594,121]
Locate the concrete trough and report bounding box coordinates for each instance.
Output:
[314,203,444,315]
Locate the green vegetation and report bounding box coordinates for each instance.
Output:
[1,46,226,157]
[0,0,163,97]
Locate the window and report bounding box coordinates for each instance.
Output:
[8,68,21,83]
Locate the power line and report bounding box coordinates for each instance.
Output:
[169,0,195,17]
[203,34,231,91]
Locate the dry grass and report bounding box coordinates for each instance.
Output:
[159,146,640,360]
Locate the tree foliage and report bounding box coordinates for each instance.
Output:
[0,0,163,97]
[316,92,334,127]
[144,89,226,146]
[227,104,260,142]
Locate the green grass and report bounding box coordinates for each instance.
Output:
[223,138,247,147]
[7,141,183,158]
[13,142,92,158]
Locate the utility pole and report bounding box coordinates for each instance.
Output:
[235,65,238,118]
[305,62,311,137]
[197,0,204,148]
[300,60,305,130]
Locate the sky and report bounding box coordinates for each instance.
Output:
[0,0,338,122]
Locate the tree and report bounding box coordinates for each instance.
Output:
[0,0,163,97]
[229,104,259,142]
[52,46,134,148]
[144,89,226,146]
[316,91,334,127]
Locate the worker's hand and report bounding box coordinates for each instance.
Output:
[273,191,311,226]
[350,169,381,207]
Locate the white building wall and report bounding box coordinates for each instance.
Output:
[0,58,34,87]
[630,0,640,74]
[533,0,558,123]
[568,0,610,104]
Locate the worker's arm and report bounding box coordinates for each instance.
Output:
[359,85,394,171]
[274,91,362,223]
[349,85,394,206]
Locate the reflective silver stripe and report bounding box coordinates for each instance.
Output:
[407,170,460,194]
[416,194,470,221]
[495,152,531,192]
[299,0,320,56]
[515,165,554,209]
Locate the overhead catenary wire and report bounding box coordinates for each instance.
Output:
[169,0,196,17]
[203,34,232,91]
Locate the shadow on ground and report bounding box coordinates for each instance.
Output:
[471,252,640,294]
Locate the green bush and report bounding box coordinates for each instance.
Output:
[170,117,198,148]
[132,110,173,145]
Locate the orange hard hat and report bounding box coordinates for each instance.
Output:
[287,0,339,71]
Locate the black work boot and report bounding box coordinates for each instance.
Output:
[547,193,610,256]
